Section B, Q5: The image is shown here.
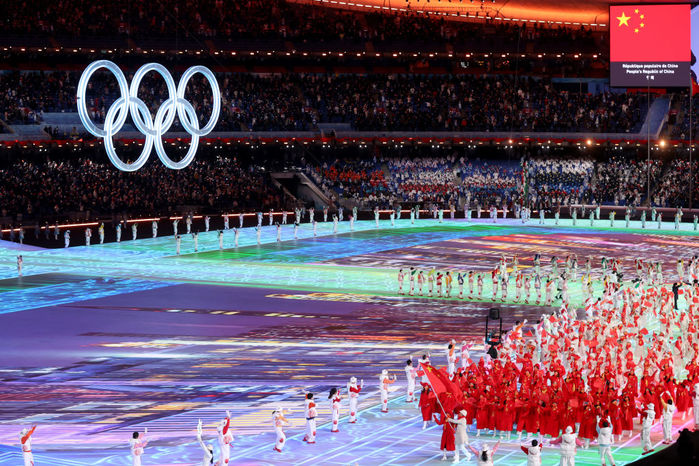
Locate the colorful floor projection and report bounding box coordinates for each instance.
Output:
[0,217,698,465]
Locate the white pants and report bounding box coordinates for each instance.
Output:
[694,402,699,426]
[641,426,652,450]
[381,389,388,411]
[662,417,673,441]
[23,451,34,466]
[331,407,340,432]
[559,454,575,466]
[305,418,316,442]
[349,396,358,422]
[220,442,230,463]
[275,427,286,451]
[131,454,141,466]
[407,379,415,402]
[599,446,614,464]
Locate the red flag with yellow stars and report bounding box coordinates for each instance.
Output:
[610,4,689,63]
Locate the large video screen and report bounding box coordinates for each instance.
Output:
[610,4,690,87]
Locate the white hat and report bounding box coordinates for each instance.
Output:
[565,426,573,434]
[350,376,357,384]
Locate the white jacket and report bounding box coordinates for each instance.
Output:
[449,416,468,445]
[560,432,578,456]
[597,424,613,447]
[522,445,542,466]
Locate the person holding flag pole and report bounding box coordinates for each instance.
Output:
[421,362,467,462]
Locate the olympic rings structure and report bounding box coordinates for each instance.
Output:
[76,60,221,172]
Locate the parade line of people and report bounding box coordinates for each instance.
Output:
[16,252,699,465]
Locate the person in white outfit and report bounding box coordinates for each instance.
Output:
[692,383,699,430]
[196,419,214,466]
[217,410,233,464]
[218,230,224,250]
[469,441,500,466]
[223,214,229,230]
[550,425,583,466]
[64,229,70,248]
[661,398,677,444]
[272,407,290,453]
[99,222,105,244]
[303,393,317,444]
[175,235,181,255]
[132,222,137,240]
[85,227,91,246]
[446,340,457,378]
[379,369,396,413]
[520,439,542,466]
[19,425,36,466]
[204,215,210,232]
[329,387,342,433]
[129,428,148,466]
[405,359,417,402]
[152,220,158,238]
[640,402,656,454]
[347,377,362,423]
[17,255,23,276]
[448,409,472,463]
[596,416,615,466]
[234,227,239,247]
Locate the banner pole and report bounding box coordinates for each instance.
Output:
[690,80,694,209]
[423,365,455,434]
[647,85,651,204]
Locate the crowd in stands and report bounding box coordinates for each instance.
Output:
[2,143,697,227]
[666,94,699,141]
[0,71,77,125]
[589,156,661,207]
[0,152,288,221]
[305,148,693,210]
[526,157,593,207]
[307,157,389,206]
[653,159,699,208]
[0,70,648,134]
[386,156,461,206]
[0,0,599,54]
[460,159,521,208]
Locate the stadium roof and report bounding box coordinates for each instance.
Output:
[298,0,681,28]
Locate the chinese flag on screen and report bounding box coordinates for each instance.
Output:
[610,4,690,62]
